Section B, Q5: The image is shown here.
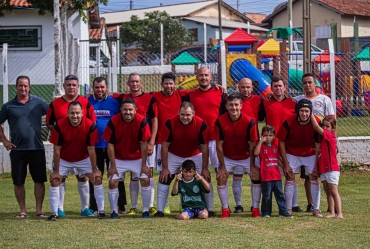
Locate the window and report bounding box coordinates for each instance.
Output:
[0,26,41,51]
[188,28,198,42]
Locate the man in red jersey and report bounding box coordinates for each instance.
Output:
[277,99,323,217]
[214,94,259,218]
[103,98,152,219]
[153,101,211,217]
[46,75,96,218]
[185,67,227,217]
[47,101,105,221]
[113,73,158,215]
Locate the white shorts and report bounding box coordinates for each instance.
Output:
[167,152,203,175]
[52,162,79,176]
[59,158,92,178]
[320,171,340,185]
[209,140,219,168]
[224,157,251,174]
[286,154,315,175]
[112,158,149,180]
[147,144,156,168]
[156,144,163,171]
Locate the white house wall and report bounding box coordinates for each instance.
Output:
[341,16,370,38]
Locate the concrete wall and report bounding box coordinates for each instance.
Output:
[191,4,240,21]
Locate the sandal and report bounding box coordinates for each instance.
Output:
[15,213,27,219]
[36,213,47,218]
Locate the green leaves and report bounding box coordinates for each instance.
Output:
[266,26,303,39]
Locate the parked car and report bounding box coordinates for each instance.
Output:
[171,46,218,63]
[280,40,324,60]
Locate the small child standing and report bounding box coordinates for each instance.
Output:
[171,160,210,220]
[311,115,343,218]
[254,125,292,218]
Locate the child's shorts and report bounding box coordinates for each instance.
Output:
[320,171,340,185]
[182,208,205,218]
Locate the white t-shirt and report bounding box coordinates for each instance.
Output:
[295,94,335,120]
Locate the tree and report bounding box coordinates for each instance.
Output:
[121,11,192,53]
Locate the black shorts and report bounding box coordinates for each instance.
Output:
[96,148,110,175]
[10,150,47,185]
[300,166,309,179]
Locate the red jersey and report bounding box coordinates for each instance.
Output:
[241,95,262,124]
[46,95,96,125]
[150,90,189,144]
[258,143,281,182]
[317,130,340,173]
[214,113,258,160]
[162,115,211,158]
[102,113,151,160]
[185,87,227,136]
[276,114,320,157]
[50,117,98,162]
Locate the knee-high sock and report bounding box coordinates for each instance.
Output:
[252,183,261,208]
[93,184,105,212]
[250,181,253,207]
[141,186,151,212]
[58,182,65,210]
[232,176,242,206]
[157,183,169,212]
[217,185,228,209]
[78,181,89,211]
[310,180,321,210]
[130,180,139,209]
[293,181,299,207]
[150,177,155,207]
[108,188,118,213]
[284,181,295,210]
[204,181,214,211]
[50,186,60,214]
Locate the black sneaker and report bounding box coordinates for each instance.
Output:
[208,210,216,218]
[234,205,244,213]
[47,214,57,221]
[142,211,150,218]
[292,206,303,213]
[154,211,164,217]
[250,206,253,212]
[306,204,314,212]
[97,212,106,219]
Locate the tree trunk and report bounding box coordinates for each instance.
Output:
[53,0,63,98]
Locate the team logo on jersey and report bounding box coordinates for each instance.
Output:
[263,150,268,154]
[157,159,162,166]
[274,149,277,153]
[193,185,200,193]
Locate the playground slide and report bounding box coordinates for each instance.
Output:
[289,68,322,91]
[177,76,198,90]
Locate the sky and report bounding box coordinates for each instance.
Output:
[99,0,287,15]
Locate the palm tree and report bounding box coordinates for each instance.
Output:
[266,26,303,52]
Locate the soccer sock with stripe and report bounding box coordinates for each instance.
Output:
[78,181,89,211]
[130,180,139,209]
[217,185,229,209]
[108,188,118,213]
[93,184,105,212]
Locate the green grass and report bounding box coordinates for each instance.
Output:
[336,116,370,136]
[0,171,369,248]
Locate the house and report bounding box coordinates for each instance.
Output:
[262,0,370,50]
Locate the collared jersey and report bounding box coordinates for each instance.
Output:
[50,117,98,162]
[214,113,258,160]
[317,130,340,173]
[102,113,151,160]
[258,143,282,182]
[295,94,335,120]
[162,115,211,158]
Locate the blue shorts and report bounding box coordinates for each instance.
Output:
[182,208,205,218]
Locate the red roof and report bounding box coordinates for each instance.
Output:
[224,28,258,45]
[312,50,342,63]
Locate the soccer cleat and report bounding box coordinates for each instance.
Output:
[47,214,57,221]
[110,211,118,220]
[149,206,157,215]
[306,204,314,212]
[221,208,231,218]
[142,211,150,218]
[292,206,303,213]
[263,215,270,218]
[97,212,107,219]
[154,211,164,217]
[279,213,294,218]
[118,207,127,214]
[251,208,261,218]
[164,206,171,214]
[208,210,216,218]
[127,208,138,215]
[57,208,66,217]
[234,205,244,213]
[313,209,323,218]
[80,208,96,217]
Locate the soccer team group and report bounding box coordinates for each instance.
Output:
[0,67,343,221]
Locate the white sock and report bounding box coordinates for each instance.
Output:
[93,184,105,212]
[310,180,321,210]
[78,181,89,211]
[217,185,229,208]
[250,181,253,207]
[141,186,151,212]
[157,183,170,212]
[204,181,214,211]
[150,177,155,207]
[232,177,242,206]
[130,180,139,209]
[108,188,118,213]
[58,182,65,211]
[49,186,60,214]
[252,183,261,208]
[293,181,299,207]
[165,194,169,207]
[284,181,295,210]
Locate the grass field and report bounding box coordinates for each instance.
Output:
[0,171,369,248]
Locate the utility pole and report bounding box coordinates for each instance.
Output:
[130,0,133,10]
[303,0,311,73]
[237,0,240,11]
[218,0,222,40]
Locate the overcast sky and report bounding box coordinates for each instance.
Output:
[100,0,287,15]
